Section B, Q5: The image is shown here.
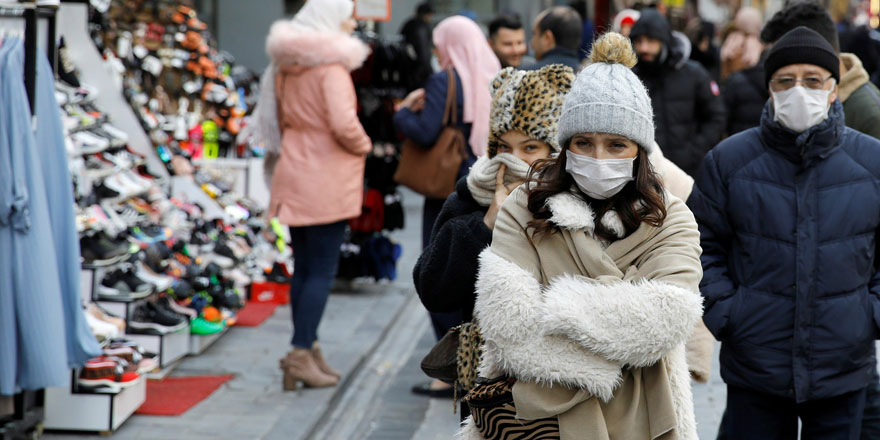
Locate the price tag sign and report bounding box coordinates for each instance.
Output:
[354,0,391,21]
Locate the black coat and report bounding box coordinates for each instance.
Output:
[632,11,726,177]
[400,17,433,88]
[723,63,768,135]
[413,177,492,322]
[688,101,880,402]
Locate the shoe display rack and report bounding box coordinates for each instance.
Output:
[38,0,295,434]
[43,370,146,433]
[82,263,192,369]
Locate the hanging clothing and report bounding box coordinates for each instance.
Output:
[32,49,102,367]
[0,39,100,395]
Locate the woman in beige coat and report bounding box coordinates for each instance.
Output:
[460,33,703,439]
[263,0,371,390]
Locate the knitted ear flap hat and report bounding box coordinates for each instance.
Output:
[557,32,655,152]
[487,64,575,157]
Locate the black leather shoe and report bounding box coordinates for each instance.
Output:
[411,381,455,398]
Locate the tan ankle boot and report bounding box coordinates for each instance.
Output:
[280,348,337,390]
[311,343,341,380]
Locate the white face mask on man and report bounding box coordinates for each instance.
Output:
[565,150,635,200]
[771,85,833,133]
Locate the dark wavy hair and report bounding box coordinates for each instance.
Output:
[526,144,667,240]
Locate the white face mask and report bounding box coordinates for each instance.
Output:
[565,150,635,200]
[771,85,832,133]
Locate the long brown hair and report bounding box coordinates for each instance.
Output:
[526,145,667,241]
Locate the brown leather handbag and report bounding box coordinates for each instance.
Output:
[394,69,467,199]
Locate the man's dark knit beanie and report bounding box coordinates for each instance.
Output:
[764,26,840,87]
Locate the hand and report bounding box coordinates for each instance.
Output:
[396,88,425,112]
[484,164,524,230]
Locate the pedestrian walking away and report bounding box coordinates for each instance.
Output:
[263,0,372,390]
[459,32,703,440]
[689,26,880,440]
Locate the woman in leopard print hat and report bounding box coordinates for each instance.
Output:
[412,64,574,413]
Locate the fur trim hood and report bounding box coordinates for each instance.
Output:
[266,20,370,71]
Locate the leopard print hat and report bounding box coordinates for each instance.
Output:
[486,64,575,157]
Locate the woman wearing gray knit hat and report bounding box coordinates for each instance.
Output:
[412,64,573,411]
[459,32,702,440]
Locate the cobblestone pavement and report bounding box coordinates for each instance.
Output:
[44,189,730,439]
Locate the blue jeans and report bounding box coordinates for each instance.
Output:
[288,221,347,349]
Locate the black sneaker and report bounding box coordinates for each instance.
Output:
[169,278,195,299]
[128,303,186,335]
[81,232,129,266]
[97,266,152,301]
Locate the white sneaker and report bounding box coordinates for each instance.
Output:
[84,310,120,339]
[103,174,131,198]
[135,261,174,292]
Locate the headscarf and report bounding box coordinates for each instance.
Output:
[432,16,501,157]
[244,0,355,186]
[289,0,354,33]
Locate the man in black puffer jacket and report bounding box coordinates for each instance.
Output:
[723,59,768,135]
[630,9,725,177]
[689,27,880,439]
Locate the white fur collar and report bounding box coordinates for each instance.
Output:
[545,191,625,238]
[266,21,370,71]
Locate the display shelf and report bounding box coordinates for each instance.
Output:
[125,325,191,368]
[43,375,145,433]
[188,326,228,355]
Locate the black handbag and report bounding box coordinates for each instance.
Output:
[420,325,460,384]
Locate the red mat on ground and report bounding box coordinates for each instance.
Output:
[234,301,279,327]
[135,375,234,416]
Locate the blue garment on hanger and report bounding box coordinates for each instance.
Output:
[33,48,101,368]
[0,39,96,395]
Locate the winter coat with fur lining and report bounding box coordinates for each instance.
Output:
[266,22,372,227]
[459,186,703,439]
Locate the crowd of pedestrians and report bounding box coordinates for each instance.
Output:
[258,0,880,438]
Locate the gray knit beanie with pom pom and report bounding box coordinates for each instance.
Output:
[557,32,655,152]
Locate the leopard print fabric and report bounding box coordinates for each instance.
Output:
[487,64,574,157]
[456,322,484,394]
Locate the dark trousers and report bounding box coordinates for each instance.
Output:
[861,369,880,439]
[288,221,347,349]
[725,385,867,440]
[422,197,462,340]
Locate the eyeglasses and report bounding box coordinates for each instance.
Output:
[769,75,834,92]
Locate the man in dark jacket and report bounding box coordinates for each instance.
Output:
[521,6,582,72]
[726,1,880,138]
[400,3,434,90]
[630,9,725,177]
[689,27,880,439]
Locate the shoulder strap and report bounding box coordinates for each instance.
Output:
[442,68,458,126]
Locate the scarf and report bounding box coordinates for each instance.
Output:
[466,153,532,206]
[433,16,501,157]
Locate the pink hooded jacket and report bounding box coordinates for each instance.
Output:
[266,21,372,227]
